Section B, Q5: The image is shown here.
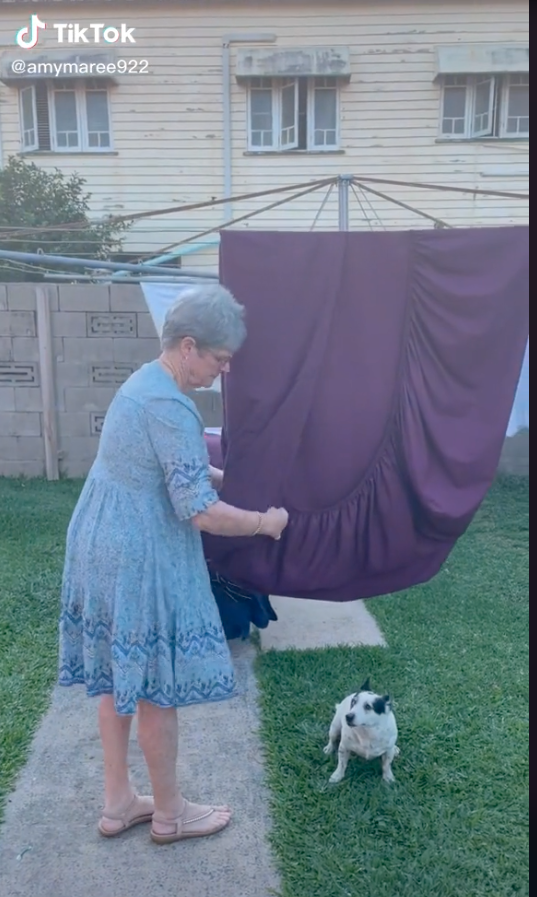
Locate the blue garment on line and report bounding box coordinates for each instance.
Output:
[58,360,237,715]
[209,569,278,641]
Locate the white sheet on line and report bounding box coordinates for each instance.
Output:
[140,282,192,337]
[141,284,528,434]
[141,282,221,393]
[506,340,529,436]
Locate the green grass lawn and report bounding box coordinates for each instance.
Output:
[0,477,83,821]
[256,476,529,897]
[0,476,529,896]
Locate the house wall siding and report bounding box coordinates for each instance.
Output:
[0,0,529,271]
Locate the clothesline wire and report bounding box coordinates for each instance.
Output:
[364,190,387,231]
[152,181,331,257]
[0,259,56,278]
[0,173,527,240]
[0,236,185,248]
[355,181,453,229]
[350,183,375,231]
[309,182,336,230]
[353,184,386,230]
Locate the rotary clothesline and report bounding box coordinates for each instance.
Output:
[0,172,528,281]
[0,172,529,440]
[0,172,527,240]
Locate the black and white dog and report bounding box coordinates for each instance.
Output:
[323,679,399,784]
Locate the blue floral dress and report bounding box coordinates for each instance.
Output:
[58,360,237,715]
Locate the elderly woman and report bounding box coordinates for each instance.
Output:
[58,284,288,845]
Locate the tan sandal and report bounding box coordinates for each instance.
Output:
[98,794,155,837]
[150,800,232,845]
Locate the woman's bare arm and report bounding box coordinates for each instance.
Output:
[192,501,287,539]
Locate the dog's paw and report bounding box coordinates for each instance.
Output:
[382,770,396,784]
[323,743,335,755]
[329,771,344,784]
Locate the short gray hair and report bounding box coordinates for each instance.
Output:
[161,283,246,353]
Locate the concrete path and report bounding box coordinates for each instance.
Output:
[260,596,386,651]
[0,641,279,897]
[0,600,386,897]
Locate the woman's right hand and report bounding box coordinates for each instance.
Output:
[261,507,289,540]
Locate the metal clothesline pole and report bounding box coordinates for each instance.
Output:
[0,248,218,279]
[338,175,353,231]
[350,183,375,231]
[352,175,528,200]
[309,182,335,231]
[42,273,217,284]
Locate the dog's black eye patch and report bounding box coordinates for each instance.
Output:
[350,695,358,708]
[372,697,387,715]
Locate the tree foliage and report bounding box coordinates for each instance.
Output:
[0,156,129,281]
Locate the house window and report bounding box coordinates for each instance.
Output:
[440,73,529,139]
[247,77,340,152]
[19,78,112,153]
[502,73,530,136]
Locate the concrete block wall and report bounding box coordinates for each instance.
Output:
[0,283,223,478]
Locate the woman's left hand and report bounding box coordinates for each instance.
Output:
[209,465,224,491]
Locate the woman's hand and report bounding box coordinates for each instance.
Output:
[260,507,289,540]
[193,501,289,539]
[209,465,224,492]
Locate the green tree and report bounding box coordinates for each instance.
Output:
[0,156,129,281]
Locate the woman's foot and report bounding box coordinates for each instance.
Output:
[98,793,155,837]
[151,798,232,844]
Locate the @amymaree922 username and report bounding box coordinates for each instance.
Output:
[10,58,150,76]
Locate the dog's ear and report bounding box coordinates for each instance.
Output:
[359,678,371,692]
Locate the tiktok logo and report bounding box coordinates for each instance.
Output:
[15,14,47,49]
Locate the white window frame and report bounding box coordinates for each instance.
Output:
[440,73,529,140]
[280,78,299,149]
[19,80,113,153]
[19,85,39,152]
[307,76,340,151]
[500,73,529,138]
[472,76,496,138]
[247,76,340,152]
[247,77,275,150]
[48,81,83,152]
